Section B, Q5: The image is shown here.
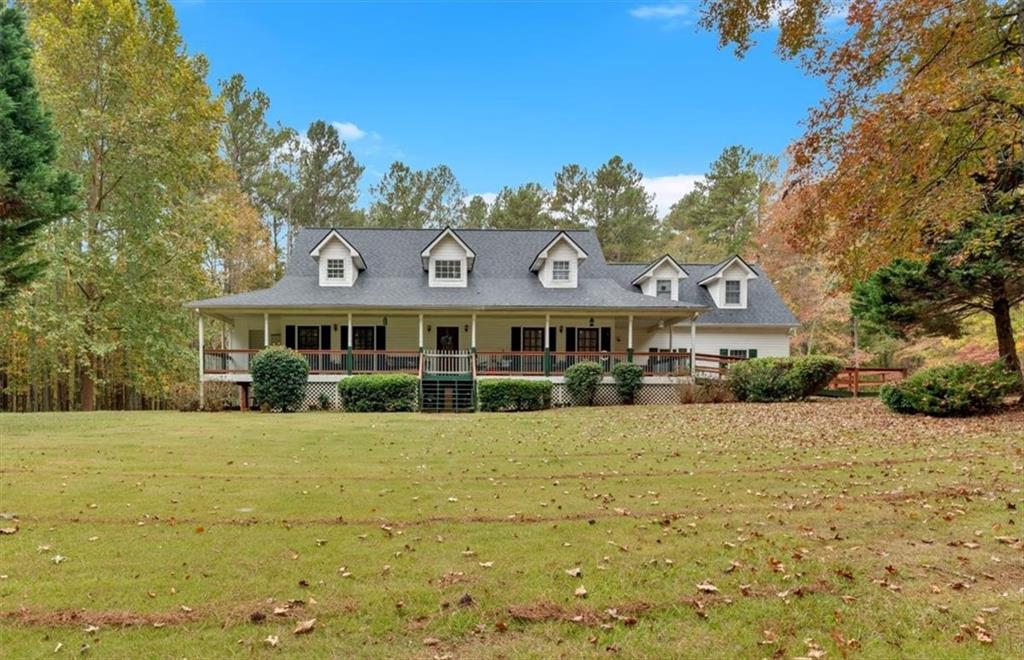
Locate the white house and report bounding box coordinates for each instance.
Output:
[188,227,797,409]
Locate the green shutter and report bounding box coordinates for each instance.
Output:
[719,348,728,356]
[748,349,758,358]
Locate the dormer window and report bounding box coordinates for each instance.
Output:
[434,259,461,281]
[326,258,345,280]
[698,255,758,309]
[632,255,687,301]
[310,229,364,288]
[725,280,741,305]
[421,227,474,288]
[530,231,588,289]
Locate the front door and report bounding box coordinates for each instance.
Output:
[436,326,460,351]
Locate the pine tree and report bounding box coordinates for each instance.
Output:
[0,7,76,305]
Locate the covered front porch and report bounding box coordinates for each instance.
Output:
[197,309,706,379]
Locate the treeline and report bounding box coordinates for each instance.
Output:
[0,0,776,412]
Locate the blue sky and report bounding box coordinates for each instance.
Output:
[172,1,825,214]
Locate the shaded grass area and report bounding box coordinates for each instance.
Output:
[0,401,1021,658]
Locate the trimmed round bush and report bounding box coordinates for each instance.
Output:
[338,374,418,412]
[611,362,644,404]
[728,355,844,402]
[880,362,1017,417]
[564,361,604,406]
[250,346,309,412]
[478,379,552,412]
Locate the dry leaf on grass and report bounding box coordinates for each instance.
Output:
[293,619,316,635]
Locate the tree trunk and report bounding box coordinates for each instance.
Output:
[991,287,1021,379]
[81,366,95,411]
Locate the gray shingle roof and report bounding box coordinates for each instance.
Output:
[606,259,798,326]
[187,228,795,325]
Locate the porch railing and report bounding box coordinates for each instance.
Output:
[203,349,421,375]
[423,351,472,376]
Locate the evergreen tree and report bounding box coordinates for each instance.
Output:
[218,73,293,276]
[664,145,776,260]
[463,194,489,229]
[591,156,659,262]
[0,7,76,305]
[289,120,364,230]
[368,162,465,228]
[550,163,591,228]
[486,183,552,229]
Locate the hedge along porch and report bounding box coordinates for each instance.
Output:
[195,307,703,410]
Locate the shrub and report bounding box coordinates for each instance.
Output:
[338,374,418,412]
[167,382,199,411]
[880,362,1017,417]
[611,363,644,404]
[251,346,309,412]
[564,361,604,406]
[728,355,844,402]
[201,381,237,412]
[675,378,735,404]
[477,379,552,412]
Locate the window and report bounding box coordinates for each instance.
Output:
[353,326,375,350]
[326,258,345,280]
[576,328,599,352]
[522,328,544,352]
[434,259,461,280]
[728,349,749,358]
[297,326,320,350]
[725,280,741,305]
[552,260,571,282]
[656,279,672,298]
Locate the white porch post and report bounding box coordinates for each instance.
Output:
[690,313,698,377]
[544,314,550,349]
[668,322,674,351]
[627,314,634,362]
[263,313,269,347]
[197,312,205,409]
[347,313,353,347]
[471,313,477,351]
[418,314,424,351]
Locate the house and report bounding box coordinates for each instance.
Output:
[188,227,797,409]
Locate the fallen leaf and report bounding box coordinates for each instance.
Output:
[696,581,719,593]
[574,585,588,598]
[293,619,316,635]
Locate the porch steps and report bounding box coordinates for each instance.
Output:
[420,377,474,413]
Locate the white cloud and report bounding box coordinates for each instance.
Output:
[464,192,497,206]
[332,121,367,141]
[641,174,703,217]
[629,4,689,19]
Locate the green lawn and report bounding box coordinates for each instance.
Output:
[1,402,1021,658]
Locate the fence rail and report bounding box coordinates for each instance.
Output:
[423,351,472,376]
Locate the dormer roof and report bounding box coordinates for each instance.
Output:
[419,227,476,271]
[696,255,757,286]
[630,254,688,286]
[309,229,366,270]
[529,231,588,272]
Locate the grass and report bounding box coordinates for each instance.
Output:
[0,401,1021,658]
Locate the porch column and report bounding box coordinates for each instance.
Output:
[627,315,634,362]
[346,312,353,375]
[471,313,477,352]
[263,313,269,347]
[418,314,424,351]
[543,314,551,376]
[668,322,674,351]
[197,312,205,409]
[690,313,698,377]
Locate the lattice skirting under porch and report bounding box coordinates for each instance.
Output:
[551,383,680,406]
[274,380,682,411]
[301,381,342,411]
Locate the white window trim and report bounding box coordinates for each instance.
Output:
[724,279,742,306]
[428,256,468,287]
[552,260,571,282]
[326,258,345,280]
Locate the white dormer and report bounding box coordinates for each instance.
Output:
[421,227,475,288]
[698,255,758,309]
[530,231,588,288]
[310,230,365,287]
[632,254,688,301]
